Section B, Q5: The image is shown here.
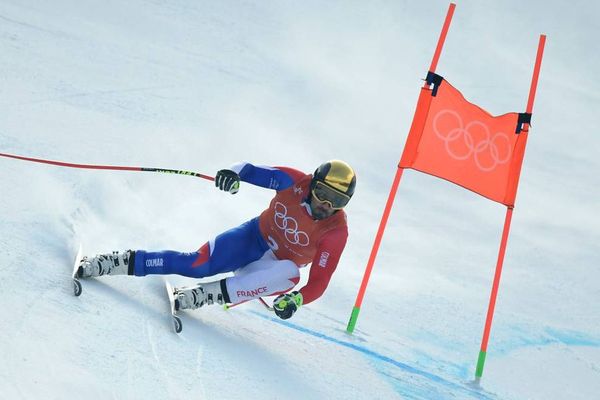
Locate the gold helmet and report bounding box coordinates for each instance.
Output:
[311,160,356,209]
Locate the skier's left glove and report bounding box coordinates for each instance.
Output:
[273,291,303,320]
[215,169,240,194]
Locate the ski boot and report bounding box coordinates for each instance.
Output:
[174,280,229,311]
[77,250,133,278]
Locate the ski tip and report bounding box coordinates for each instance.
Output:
[173,316,183,334]
[73,279,82,296]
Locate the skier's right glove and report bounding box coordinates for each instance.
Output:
[273,291,303,320]
[215,169,240,194]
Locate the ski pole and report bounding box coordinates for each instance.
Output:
[0,152,214,181]
[224,297,273,312]
[258,297,274,311]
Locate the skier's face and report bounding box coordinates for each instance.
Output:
[310,195,336,220]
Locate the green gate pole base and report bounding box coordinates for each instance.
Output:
[346,307,361,333]
[475,350,487,378]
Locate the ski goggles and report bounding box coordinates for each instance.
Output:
[311,181,351,210]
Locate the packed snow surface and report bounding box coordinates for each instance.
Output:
[1,1,598,399]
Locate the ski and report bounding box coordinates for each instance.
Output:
[165,280,183,333]
[72,244,84,296]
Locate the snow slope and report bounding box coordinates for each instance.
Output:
[1,1,599,399]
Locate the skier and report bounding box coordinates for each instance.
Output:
[78,160,356,320]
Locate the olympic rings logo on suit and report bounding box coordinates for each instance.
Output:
[433,109,512,172]
[273,202,310,246]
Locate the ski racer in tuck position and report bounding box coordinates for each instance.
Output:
[78,160,356,320]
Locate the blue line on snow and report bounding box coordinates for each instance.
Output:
[491,325,600,356]
[250,311,492,399]
[544,327,600,347]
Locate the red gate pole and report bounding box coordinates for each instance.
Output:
[475,34,546,379]
[475,207,514,378]
[346,3,456,334]
[346,167,405,333]
[428,3,456,75]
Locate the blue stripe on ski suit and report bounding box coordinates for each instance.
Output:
[133,163,299,278]
[134,217,270,278]
[232,162,296,191]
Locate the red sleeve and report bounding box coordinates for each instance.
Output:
[299,226,348,305]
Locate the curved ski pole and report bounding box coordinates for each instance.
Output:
[0,152,214,181]
[258,297,274,312]
[224,297,273,312]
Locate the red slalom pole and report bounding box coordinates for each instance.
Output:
[0,152,214,181]
[346,167,404,333]
[475,207,514,378]
[525,35,546,114]
[346,3,456,335]
[428,3,456,74]
[475,34,546,379]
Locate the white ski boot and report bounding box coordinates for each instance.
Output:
[77,250,133,278]
[174,280,227,311]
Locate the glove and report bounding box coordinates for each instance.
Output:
[273,291,303,320]
[215,169,240,194]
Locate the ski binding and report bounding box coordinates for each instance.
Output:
[72,244,84,296]
[165,280,183,333]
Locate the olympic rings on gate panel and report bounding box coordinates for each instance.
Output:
[432,109,512,172]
